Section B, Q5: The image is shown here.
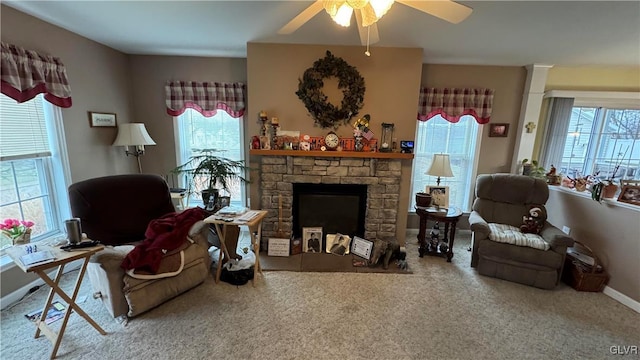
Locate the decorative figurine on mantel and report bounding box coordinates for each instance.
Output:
[270,117,280,149]
[259,110,269,136]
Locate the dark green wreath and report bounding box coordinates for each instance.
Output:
[295,51,365,129]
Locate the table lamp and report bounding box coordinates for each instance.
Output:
[112,123,156,173]
[426,153,453,186]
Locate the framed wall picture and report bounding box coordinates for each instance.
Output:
[425,185,450,208]
[488,123,509,137]
[88,112,117,128]
[302,227,322,253]
[617,185,640,205]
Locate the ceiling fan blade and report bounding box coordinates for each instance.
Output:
[397,0,472,24]
[278,1,324,34]
[355,12,380,46]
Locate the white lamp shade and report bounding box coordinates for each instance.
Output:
[112,123,156,146]
[426,154,454,177]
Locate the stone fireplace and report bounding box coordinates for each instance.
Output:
[257,154,403,248]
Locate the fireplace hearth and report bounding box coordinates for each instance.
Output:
[257,155,403,249]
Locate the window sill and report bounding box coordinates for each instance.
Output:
[548,185,640,212]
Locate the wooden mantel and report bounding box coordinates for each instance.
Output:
[249,149,414,159]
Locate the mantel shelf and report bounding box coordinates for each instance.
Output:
[249,149,414,159]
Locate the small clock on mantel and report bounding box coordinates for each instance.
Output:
[324,131,340,151]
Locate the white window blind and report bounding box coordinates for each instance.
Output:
[0,95,51,161]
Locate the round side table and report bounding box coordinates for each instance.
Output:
[415,206,463,262]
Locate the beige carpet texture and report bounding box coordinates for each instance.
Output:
[1,230,638,360]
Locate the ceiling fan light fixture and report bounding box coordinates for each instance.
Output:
[334,3,354,26]
[369,0,394,19]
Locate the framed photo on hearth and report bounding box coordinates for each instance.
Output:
[351,236,373,260]
[326,233,351,256]
[302,227,322,253]
[425,186,449,208]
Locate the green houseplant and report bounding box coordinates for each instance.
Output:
[521,159,546,178]
[171,149,249,206]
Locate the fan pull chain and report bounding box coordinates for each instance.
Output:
[365,26,371,57]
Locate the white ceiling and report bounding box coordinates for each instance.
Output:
[4,1,640,66]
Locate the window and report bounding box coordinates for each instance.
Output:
[559,106,640,182]
[410,115,481,212]
[174,109,245,206]
[0,94,71,251]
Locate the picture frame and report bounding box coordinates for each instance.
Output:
[302,227,322,253]
[351,236,373,260]
[325,233,351,255]
[267,238,290,257]
[88,112,117,128]
[425,185,450,208]
[617,185,640,205]
[488,123,509,137]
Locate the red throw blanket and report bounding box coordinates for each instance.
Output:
[121,207,207,273]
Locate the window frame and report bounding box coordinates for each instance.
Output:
[410,115,482,213]
[543,91,640,183]
[172,109,247,208]
[0,94,72,261]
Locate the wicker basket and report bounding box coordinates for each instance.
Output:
[562,241,609,292]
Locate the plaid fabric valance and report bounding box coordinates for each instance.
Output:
[417,88,494,124]
[1,42,72,108]
[165,81,245,118]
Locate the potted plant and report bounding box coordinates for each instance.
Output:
[591,146,629,202]
[171,149,249,206]
[521,159,546,178]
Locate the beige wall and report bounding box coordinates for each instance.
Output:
[1,5,136,182]
[128,55,247,176]
[246,43,423,243]
[547,190,640,303]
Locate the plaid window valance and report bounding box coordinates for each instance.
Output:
[165,81,245,118]
[1,42,72,108]
[417,88,494,124]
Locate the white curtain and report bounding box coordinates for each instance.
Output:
[540,97,575,169]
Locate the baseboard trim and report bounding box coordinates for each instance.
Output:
[0,260,82,310]
[603,286,640,313]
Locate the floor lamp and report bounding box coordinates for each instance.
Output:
[112,123,156,173]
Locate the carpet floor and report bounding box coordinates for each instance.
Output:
[1,230,638,360]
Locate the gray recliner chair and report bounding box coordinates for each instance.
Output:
[469,173,574,289]
[69,174,212,318]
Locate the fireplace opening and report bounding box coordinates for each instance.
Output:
[293,183,367,239]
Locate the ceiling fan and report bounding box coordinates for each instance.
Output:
[278,1,473,48]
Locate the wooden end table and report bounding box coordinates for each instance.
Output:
[415,206,463,262]
[204,210,268,286]
[7,243,107,359]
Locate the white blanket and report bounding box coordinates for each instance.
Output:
[488,223,550,251]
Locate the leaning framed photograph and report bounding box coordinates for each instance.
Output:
[351,236,373,260]
[326,233,351,255]
[617,185,640,205]
[302,227,322,253]
[425,185,450,208]
[488,123,509,137]
[88,111,117,128]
